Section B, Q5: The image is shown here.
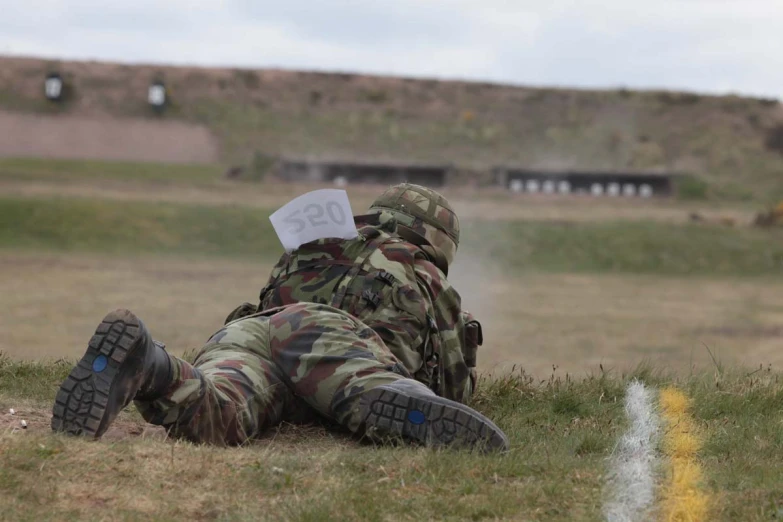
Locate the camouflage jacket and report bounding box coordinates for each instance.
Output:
[235,211,480,403]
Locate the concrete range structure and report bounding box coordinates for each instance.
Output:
[274,158,678,198]
[275,158,453,188]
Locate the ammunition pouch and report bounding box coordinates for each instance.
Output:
[461,311,483,368]
[461,311,483,392]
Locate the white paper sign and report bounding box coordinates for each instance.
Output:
[269,189,358,252]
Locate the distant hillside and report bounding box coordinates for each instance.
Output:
[1,56,782,201]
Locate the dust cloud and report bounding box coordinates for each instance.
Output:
[448,216,523,373]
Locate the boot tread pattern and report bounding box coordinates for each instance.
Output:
[362,388,508,451]
[51,313,140,438]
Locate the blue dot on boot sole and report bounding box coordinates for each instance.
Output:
[92,355,108,373]
[407,410,426,425]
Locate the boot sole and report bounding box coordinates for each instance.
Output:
[51,310,143,439]
[361,387,509,452]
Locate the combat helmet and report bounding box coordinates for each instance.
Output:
[369,183,460,274]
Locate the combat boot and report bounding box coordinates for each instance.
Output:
[359,379,509,452]
[51,309,172,439]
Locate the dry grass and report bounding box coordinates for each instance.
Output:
[3,366,783,520]
[0,370,629,522]
[0,423,373,521]
[0,251,264,362]
[3,251,782,379]
[456,271,783,377]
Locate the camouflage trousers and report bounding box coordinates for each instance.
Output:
[135,302,410,445]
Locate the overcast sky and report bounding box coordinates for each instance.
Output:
[2,0,780,98]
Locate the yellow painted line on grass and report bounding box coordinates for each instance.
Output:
[658,387,709,522]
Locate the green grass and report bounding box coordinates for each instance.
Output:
[3,196,783,275]
[0,358,627,521]
[2,358,783,520]
[0,354,73,402]
[683,371,783,520]
[0,157,223,185]
[674,175,711,201]
[0,196,283,260]
[478,220,783,276]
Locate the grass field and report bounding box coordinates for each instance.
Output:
[0,157,223,185]
[1,159,783,520]
[3,251,783,379]
[2,363,783,520]
[1,196,781,275]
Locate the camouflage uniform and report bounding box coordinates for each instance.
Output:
[51,185,506,451]
[52,305,506,449]
[242,185,482,404]
[132,302,410,445]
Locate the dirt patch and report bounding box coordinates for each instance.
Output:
[0,404,167,441]
[0,401,353,451]
[0,110,219,164]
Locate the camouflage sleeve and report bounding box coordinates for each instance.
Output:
[257,253,292,309]
[413,258,475,403]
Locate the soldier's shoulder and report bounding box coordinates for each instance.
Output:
[375,235,421,263]
[414,258,459,294]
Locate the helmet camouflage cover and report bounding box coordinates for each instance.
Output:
[368,183,460,270]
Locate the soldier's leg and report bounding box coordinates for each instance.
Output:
[134,329,302,446]
[52,309,302,445]
[268,303,509,451]
[268,302,406,431]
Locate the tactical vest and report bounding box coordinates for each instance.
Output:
[255,216,443,391]
[260,227,387,313]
